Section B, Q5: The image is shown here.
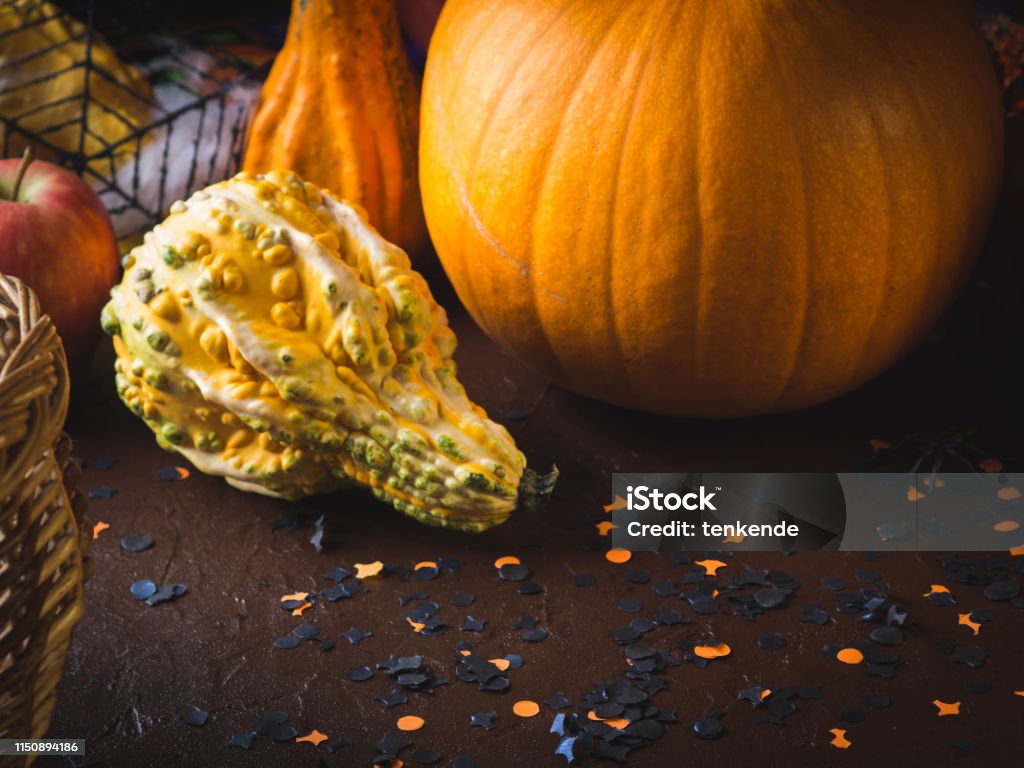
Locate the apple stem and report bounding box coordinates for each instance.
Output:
[9,147,34,202]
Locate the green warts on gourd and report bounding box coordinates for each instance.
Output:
[101,170,541,531]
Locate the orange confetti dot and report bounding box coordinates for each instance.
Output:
[605,549,632,564]
[281,592,309,602]
[694,643,731,659]
[1010,543,1024,557]
[829,728,852,749]
[695,559,727,576]
[979,458,1004,473]
[291,601,312,617]
[603,495,627,513]
[595,521,617,536]
[958,613,981,636]
[494,556,520,569]
[513,700,540,718]
[1014,691,1024,697]
[994,520,1021,532]
[907,487,925,502]
[836,648,864,665]
[933,699,960,716]
[296,729,328,746]
[868,438,891,453]
[397,715,424,732]
[354,561,384,578]
[489,658,511,671]
[406,617,425,633]
[414,561,437,571]
[997,486,1022,501]
[92,521,110,539]
[923,584,950,597]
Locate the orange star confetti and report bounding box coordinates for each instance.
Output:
[722,533,745,544]
[595,521,617,536]
[603,496,627,513]
[296,729,328,746]
[291,601,312,617]
[907,487,925,502]
[694,643,731,659]
[994,520,1021,532]
[414,561,437,571]
[397,715,424,732]
[933,700,960,716]
[458,649,471,657]
[406,617,425,633]
[695,559,727,576]
[280,591,309,602]
[489,658,511,671]
[494,556,520,569]
[923,584,950,597]
[830,728,852,749]
[513,700,540,718]
[997,486,1022,501]
[92,521,110,539]
[958,613,981,636]
[354,561,384,578]
[836,648,864,665]
[605,548,632,564]
[980,458,1004,473]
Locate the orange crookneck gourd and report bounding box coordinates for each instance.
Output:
[243,0,428,257]
[420,0,1004,417]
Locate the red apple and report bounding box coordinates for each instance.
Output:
[0,149,119,382]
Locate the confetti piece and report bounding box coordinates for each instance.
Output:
[397,715,425,732]
[157,466,190,481]
[585,712,630,729]
[695,559,727,576]
[603,496,627,513]
[994,520,1021,532]
[354,561,384,578]
[1010,544,1024,556]
[979,458,1004,473]
[920,476,945,488]
[958,613,981,636]
[721,533,745,544]
[868,439,891,453]
[694,643,731,659]
[291,601,312,617]
[907,487,925,502]
[414,561,437,571]
[513,700,540,718]
[489,658,511,671]
[296,729,328,746]
[494,556,520,569]
[829,728,851,749]
[595,521,617,536]
[605,549,632,564]
[1014,691,1024,697]
[923,584,950,597]
[933,700,960,716]
[997,486,1021,500]
[92,521,110,539]
[406,617,425,633]
[280,592,309,602]
[836,648,864,665]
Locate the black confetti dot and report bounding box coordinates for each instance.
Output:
[271,724,297,742]
[522,627,548,642]
[864,692,891,709]
[453,757,480,768]
[517,581,543,595]
[156,466,185,481]
[505,654,524,670]
[292,624,320,640]
[754,588,788,609]
[88,485,118,500]
[855,569,881,583]
[573,573,596,587]
[376,690,408,708]
[654,608,685,625]
[869,626,904,646]
[227,732,256,749]
[757,632,786,651]
[130,579,156,601]
[627,569,651,584]
[347,665,373,681]
[415,749,441,765]
[984,580,1019,601]
[693,717,723,739]
[273,636,301,650]
[121,534,154,553]
[181,706,208,727]
[498,563,531,582]
[618,599,643,614]
[450,592,475,607]
[821,576,847,591]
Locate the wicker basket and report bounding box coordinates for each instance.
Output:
[0,275,89,765]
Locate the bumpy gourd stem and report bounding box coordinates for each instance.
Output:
[8,147,34,202]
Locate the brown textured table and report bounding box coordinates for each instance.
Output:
[41,261,1024,767]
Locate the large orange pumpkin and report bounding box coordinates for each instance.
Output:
[420,0,1004,417]
[244,0,428,256]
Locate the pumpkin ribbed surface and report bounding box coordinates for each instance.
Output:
[420,0,1004,417]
